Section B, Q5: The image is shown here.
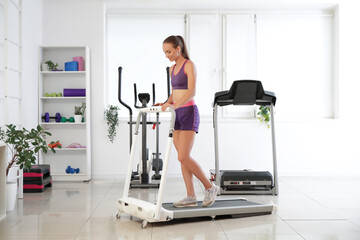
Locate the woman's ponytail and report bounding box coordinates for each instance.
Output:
[176,35,190,60]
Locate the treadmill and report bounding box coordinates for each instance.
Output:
[212,80,278,195]
[117,105,273,228]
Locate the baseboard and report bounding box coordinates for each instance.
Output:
[91,173,182,180]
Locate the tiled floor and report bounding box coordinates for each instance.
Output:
[1,176,360,239]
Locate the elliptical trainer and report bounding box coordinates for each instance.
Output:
[118,67,170,188]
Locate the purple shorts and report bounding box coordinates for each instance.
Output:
[174,105,200,133]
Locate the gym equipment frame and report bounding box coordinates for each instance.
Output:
[118,67,167,188]
[212,80,279,195]
[117,106,274,228]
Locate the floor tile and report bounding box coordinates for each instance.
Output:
[76,215,152,240]
[219,219,298,234]
[226,233,304,240]
[5,213,88,237]
[1,177,360,239]
[286,220,360,234]
[153,233,228,240]
[301,233,360,240]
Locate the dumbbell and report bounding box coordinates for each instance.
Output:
[42,112,61,122]
[66,166,80,174]
[60,117,75,123]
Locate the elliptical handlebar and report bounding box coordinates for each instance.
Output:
[133,83,141,109]
[118,67,133,115]
[118,66,133,151]
[152,83,155,105]
[166,67,170,98]
[119,66,171,111]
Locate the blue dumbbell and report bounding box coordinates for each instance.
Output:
[42,112,61,122]
[66,166,80,174]
[66,166,73,174]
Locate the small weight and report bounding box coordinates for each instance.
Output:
[42,112,61,122]
[55,113,61,122]
[44,112,49,122]
[60,117,75,123]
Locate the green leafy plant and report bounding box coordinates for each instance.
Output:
[257,106,271,128]
[0,124,61,177]
[45,60,59,71]
[105,105,120,143]
[75,102,86,116]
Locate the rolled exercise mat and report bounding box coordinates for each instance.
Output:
[73,56,84,71]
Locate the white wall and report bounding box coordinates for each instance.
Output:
[22,0,42,129]
[38,0,360,178]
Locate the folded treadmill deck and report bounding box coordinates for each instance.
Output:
[162,198,273,219]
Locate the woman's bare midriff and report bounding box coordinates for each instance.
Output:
[172,89,193,106]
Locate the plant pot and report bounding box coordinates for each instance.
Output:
[74,115,82,123]
[6,181,17,212]
[41,63,49,71]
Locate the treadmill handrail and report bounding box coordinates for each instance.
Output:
[213,80,276,106]
[214,99,273,104]
[123,106,175,197]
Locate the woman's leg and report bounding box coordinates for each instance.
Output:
[173,130,195,197]
[176,130,212,192]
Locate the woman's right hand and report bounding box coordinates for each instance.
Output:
[161,102,173,111]
[153,103,164,106]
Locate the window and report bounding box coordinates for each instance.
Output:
[106,11,334,120]
[256,14,333,119]
[188,14,220,118]
[0,0,22,127]
[106,15,184,118]
[222,14,257,118]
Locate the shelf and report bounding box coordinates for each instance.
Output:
[55,148,87,151]
[0,144,6,220]
[40,97,86,100]
[52,173,87,176]
[39,46,91,182]
[40,71,86,75]
[40,122,86,125]
[51,173,89,182]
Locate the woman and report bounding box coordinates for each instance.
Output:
[160,35,219,207]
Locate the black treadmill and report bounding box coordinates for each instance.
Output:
[212,80,278,195]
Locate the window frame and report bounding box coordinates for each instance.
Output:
[104,9,337,122]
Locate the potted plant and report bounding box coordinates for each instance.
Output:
[74,102,86,123]
[257,105,271,128]
[104,105,120,143]
[45,60,59,71]
[0,124,61,210]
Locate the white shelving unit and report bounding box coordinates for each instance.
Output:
[38,46,91,181]
[0,142,6,220]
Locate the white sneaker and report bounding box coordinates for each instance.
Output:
[173,196,198,208]
[202,184,220,207]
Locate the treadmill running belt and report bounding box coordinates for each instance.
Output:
[162,199,273,219]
